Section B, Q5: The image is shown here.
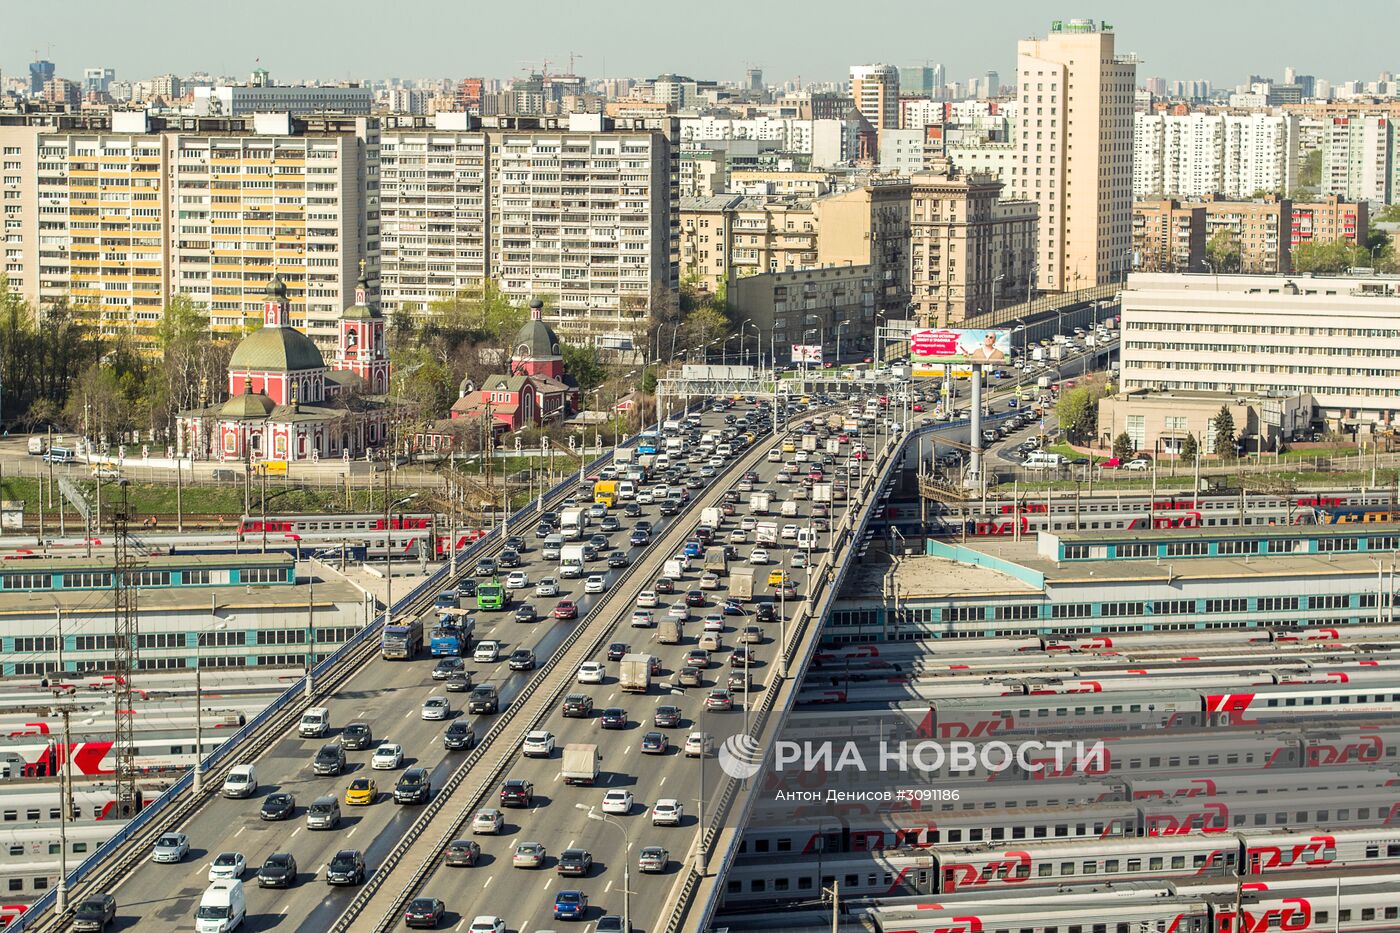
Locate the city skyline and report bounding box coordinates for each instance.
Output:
[4,0,1399,90]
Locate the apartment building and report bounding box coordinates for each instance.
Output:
[812,180,911,319]
[1013,19,1136,291]
[1286,101,1400,205]
[1291,195,1367,249]
[1132,199,1206,273]
[1199,193,1290,274]
[1133,112,1299,200]
[849,65,900,148]
[729,264,878,361]
[192,83,374,117]
[0,110,375,351]
[1120,272,1400,425]
[379,112,677,350]
[909,169,1038,326]
[679,116,812,153]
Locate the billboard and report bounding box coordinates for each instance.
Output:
[791,344,823,364]
[910,327,1011,371]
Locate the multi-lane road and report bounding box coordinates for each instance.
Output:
[100,396,877,932]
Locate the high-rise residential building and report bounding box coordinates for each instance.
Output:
[1291,195,1367,250]
[1144,76,1167,97]
[849,64,900,145]
[456,78,484,111]
[1131,199,1206,273]
[1134,113,1300,200]
[745,68,764,93]
[898,65,936,98]
[0,111,377,352]
[1199,193,1291,274]
[1322,112,1395,204]
[909,168,1038,326]
[28,61,54,95]
[151,73,183,100]
[83,68,115,96]
[42,78,81,107]
[985,72,1000,97]
[1014,18,1137,291]
[378,112,677,350]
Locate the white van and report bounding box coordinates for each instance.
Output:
[298,707,330,738]
[195,879,246,933]
[1023,451,1065,470]
[663,419,683,434]
[796,528,819,549]
[221,764,257,799]
[617,480,637,500]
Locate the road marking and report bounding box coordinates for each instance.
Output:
[659,776,667,787]
[347,827,356,837]
[403,709,413,718]
[567,838,575,849]
[482,876,493,889]
[605,880,614,893]
[289,827,300,839]
[233,826,244,837]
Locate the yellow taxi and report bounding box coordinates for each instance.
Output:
[345,776,377,806]
[781,441,796,454]
[767,569,789,587]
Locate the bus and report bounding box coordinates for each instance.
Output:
[636,432,660,455]
[380,618,424,659]
[476,579,506,611]
[593,480,618,508]
[429,623,468,657]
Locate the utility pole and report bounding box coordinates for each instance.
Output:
[111,482,139,817]
[305,573,316,698]
[55,707,72,912]
[175,456,184,533]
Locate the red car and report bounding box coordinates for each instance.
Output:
[553,600,578,620]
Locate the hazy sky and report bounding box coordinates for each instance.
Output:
[4,1,1396,89]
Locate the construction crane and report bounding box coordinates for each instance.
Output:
[566,51,583,75]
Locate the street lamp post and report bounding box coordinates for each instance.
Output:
[835,320,851,369]
[576,804,631,931]
[384,493,418,631]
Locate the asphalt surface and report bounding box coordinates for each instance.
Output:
[103,398,879,933]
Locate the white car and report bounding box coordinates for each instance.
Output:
[636,589,659,608]
[601,789,633,815]
[585,575,606,594]
[651,799,683,826]
[740,517,758,531]
[637,489,655,504]
[207,851,246,881]
[728,529,748,544]
[1123,458,1152,471]
[505,571,529,589]
[522,731,555,758]
[421,696,451,720]
[468,918,506,933]
[371,743,403,770]
[702,615,724,633]
[577,661,606,684]
[684,732,713,757]
[781,524,799,540]
[699,572,720,590]
[471,808,505,835]
[749,548,770,565]
[473,641,501,663]
[535,577,560,597]
[630,609,655,628]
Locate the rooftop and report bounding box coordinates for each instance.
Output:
[838,551,1039,602]
[0,575,358,619]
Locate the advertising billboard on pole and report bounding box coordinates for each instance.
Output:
[909,328,1011,374]
[790,345,824,364]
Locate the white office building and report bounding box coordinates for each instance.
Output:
[193,84,374,116]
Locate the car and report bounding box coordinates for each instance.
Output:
[421,696,451,720]
[604,642,631,663]
[654,576,676,594]
[554,600,579,619]
[599,707,627,729]
[676,665,703,687]
[443,720,477,751]
[767,568,788,587]
[151,832,190,863]
[702,614,725,633]
[535,577,560,597]
[554,889,589,921]
[457,579,478,599]
[343,776,377,807]
[71,894,117,931]
[791,550,808,569]
[653,705,682,728]
[607,550,630,568]
[630,609,655,628]
[623,502,642,517]
[342,721,374,750]
[475,557,497,577]
[651,798,683,826]
[596,916,629,933]
[722,599,746,616]
[498,547,521,568]
[207,851,246,881]
[432,657,464,680]
[638,846,669,873]
[668,602,691,621]
[699,572,720,590]
[640,731,669,754]
[326,849,367,886]
[728,670,752,692]
[257,851,298,888]
[577,661,606,684]
[371,743,403,770]
[683,648,711,669]
[405,896,446,928]
[259,792,296,821]
[508,648,536,671]
[555,694,602,727]
[471,808,505,834]
[395,768,432,804]
[467,918,506,933]
[756,603,777,623]
[500,778,535,808]
[781,524,799,540]
[776,581,798,599]
[601,789,633,814]
[505,570,529,589]
[513,841,547,868]
[600,515,621,532]
[748,548,770,565]
[585,575,607,593]
[684,732,713,757]
[588,533,609,551]
[473,640,501,662]
[445,839,482,867]
[629,529,650,546]
[557,847,594,877]
[635,589,659,608]
[522,730,555,757]
[587,503,607,519]
[445,671,472,692]
[1123,458,1152,471]
[535,522,554,538]
[684,587,707,607]
[705,689,734,711]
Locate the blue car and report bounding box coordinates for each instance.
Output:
[554,890,589,920]
[629,530,650,547]
[683,540,702,558]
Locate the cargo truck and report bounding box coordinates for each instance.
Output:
[561,743,601,786]
[703,547,728,576]
[560,544,587,578]
[780,500,798,517]
[700,507,723,530]
[560,508,586,540]
[813,483,833,503]
[749,492,772,515]
[801,434,817,452]
[593,481,618,508]
[619,654,652,693]
[755,522,778,546]
[729,566,755,602]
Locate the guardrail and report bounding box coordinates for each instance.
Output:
[11,414,711,932]
[333,407,810,931]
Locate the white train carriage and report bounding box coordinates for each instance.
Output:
[1140,789,1400,837]
[0,784,143,824]
[0,730,230,778]
[0,823,123,904]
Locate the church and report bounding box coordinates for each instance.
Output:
[177,270,400,463]
[448,298,579,432]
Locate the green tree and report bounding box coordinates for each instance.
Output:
[1297,149,1323,196]
[561,342,607,395]
[681,305,732,358]
[1375,203,1400,224]
[1054,374,1111,444]
[1292,238,1363,274]
[1212,405,1237,460]
[1180,433,1199,463]
[640,366,658,394]
[1205,230,1241,273]
[1112,431,1135,462]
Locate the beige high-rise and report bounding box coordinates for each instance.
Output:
[1014,19,1136,292]
[850,64,899,148]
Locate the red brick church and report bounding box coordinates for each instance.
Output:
[449,298,579,431]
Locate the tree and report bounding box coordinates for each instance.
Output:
[1297,149,1323,196]
[561,342,606,396]
[681,305,732,359]
[1112,431,1135,462]
[1180,433,1199,463]
[640,366,658,395]
[1054,374,1111,445]
[1292,238,1362,274]
[1212,405,1237,460]
[1205,230,1241,273]
[1375,203,1400,224]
